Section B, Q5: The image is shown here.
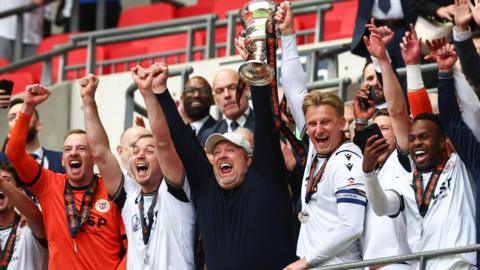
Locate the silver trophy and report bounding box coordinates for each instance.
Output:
[238,0,276,86]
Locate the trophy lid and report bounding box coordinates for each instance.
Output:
[240,0,276,18]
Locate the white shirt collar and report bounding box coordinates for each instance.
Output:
[30,147,44,159]
[190,115,210,135]
[225,107,251,132]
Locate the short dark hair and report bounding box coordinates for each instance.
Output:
[64,129,86,141]
[0,163,20,184]
[372,108,389,120]
[412,113,445,135]
[8,98,39,120]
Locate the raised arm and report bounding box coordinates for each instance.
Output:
[400,24,433,117]
[277,2,307,131]
[80,74,123,198]
[452,70,480,142]
[364,28,411,152]
[152,76,211,194]
[0,175,45,239]
[435,44,480,177]
[5,85,50,186]
[452,0,480,94]
[134,63,184,187]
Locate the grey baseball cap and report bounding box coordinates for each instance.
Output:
[205,132,253,154]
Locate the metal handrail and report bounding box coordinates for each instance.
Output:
[316,244,480,270]
[0,0,58,61]
[124,66,194,130]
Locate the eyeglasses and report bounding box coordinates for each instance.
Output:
[184,87,211,96]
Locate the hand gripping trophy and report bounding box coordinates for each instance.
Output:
[238,0,277,86]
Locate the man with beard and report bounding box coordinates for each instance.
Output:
[181,76,217,141]
[5,84,126,270]
[0,163,47,270]
[198,69,254,146]
[363,26,476,269]
[80,70,195,269]
[0,98,64,173]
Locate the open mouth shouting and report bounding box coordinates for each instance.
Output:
[0,192,6,207]
[69,160,83,175]
[413,149,428,164]
[135,161,150,179]
[219,162,233,175]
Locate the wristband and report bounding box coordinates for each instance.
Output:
[354,118,368,125]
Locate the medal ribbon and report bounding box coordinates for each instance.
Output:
[138,189,160,245]
[64,176,99,238]
[305,155,330,204]
[413,160,446,217]
[0,214,21,269]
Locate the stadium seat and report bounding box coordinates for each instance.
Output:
[118,3,176,27]
[0,72,35,96]
[175,4,213,18]
[0,58,10,67]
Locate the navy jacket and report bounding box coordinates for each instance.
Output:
[454,35,480,99]
[196,115,218,143]
[438,75,480,248]
[198,109,255,147]
[156,87,296,270]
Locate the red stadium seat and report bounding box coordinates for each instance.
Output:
[175,4,213,18]
[118,3,176,27]
[0,58,10,67]
[0,72,35,96]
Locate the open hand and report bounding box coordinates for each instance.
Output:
[471,0,480,26]
[363,27,388,60]
[454,0,472,30]
[424,37,447,61]
[400,24,421,65]
[366,18,395,47]
[433,43,458,72]
[438,4,455,21]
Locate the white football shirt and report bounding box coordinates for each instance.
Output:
[362,150,412,268]
[119,173,196,270]
[0,224,48,270]
[388,153,476,270]
[297,141,366,268]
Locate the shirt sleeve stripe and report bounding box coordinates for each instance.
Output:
[336,198,367,206]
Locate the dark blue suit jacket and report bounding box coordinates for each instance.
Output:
[0,148,65,173]
[351,0,416,58]
[196,116,218,143]
[198,109,255,147]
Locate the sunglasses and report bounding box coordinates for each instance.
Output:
[184,87,211,96]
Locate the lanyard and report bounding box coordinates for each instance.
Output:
[0,214,20,269]
[305,155,330,204]
[64,176,99,239]
[413,160,446,217]
[137,188,160,245]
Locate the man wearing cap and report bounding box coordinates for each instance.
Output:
[153,65,297,269]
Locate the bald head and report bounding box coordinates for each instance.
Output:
[117,126,151,170]
[212,69,249,120]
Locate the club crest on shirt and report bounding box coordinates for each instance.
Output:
[442,160,455,174]
[95,199,110,213]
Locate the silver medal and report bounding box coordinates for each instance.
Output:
[298,209,310,223]
[144,254,150,265]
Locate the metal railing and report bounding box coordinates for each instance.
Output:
[0,0,349,85]
[124,65,194,130]
[317,244,480,270]
[0,0,58,62]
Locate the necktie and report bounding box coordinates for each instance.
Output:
[230,121,239,132]
[378,0,391,14]
[30,153,39,161]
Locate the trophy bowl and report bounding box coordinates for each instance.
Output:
[238,0,276,86]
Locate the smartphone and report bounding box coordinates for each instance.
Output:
[360,86,376,111]
[0,79,14,96]
[353,123,385,153]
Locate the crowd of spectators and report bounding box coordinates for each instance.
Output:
[1,0,480,270]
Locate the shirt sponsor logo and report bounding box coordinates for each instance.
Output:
[95,199,110,213]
